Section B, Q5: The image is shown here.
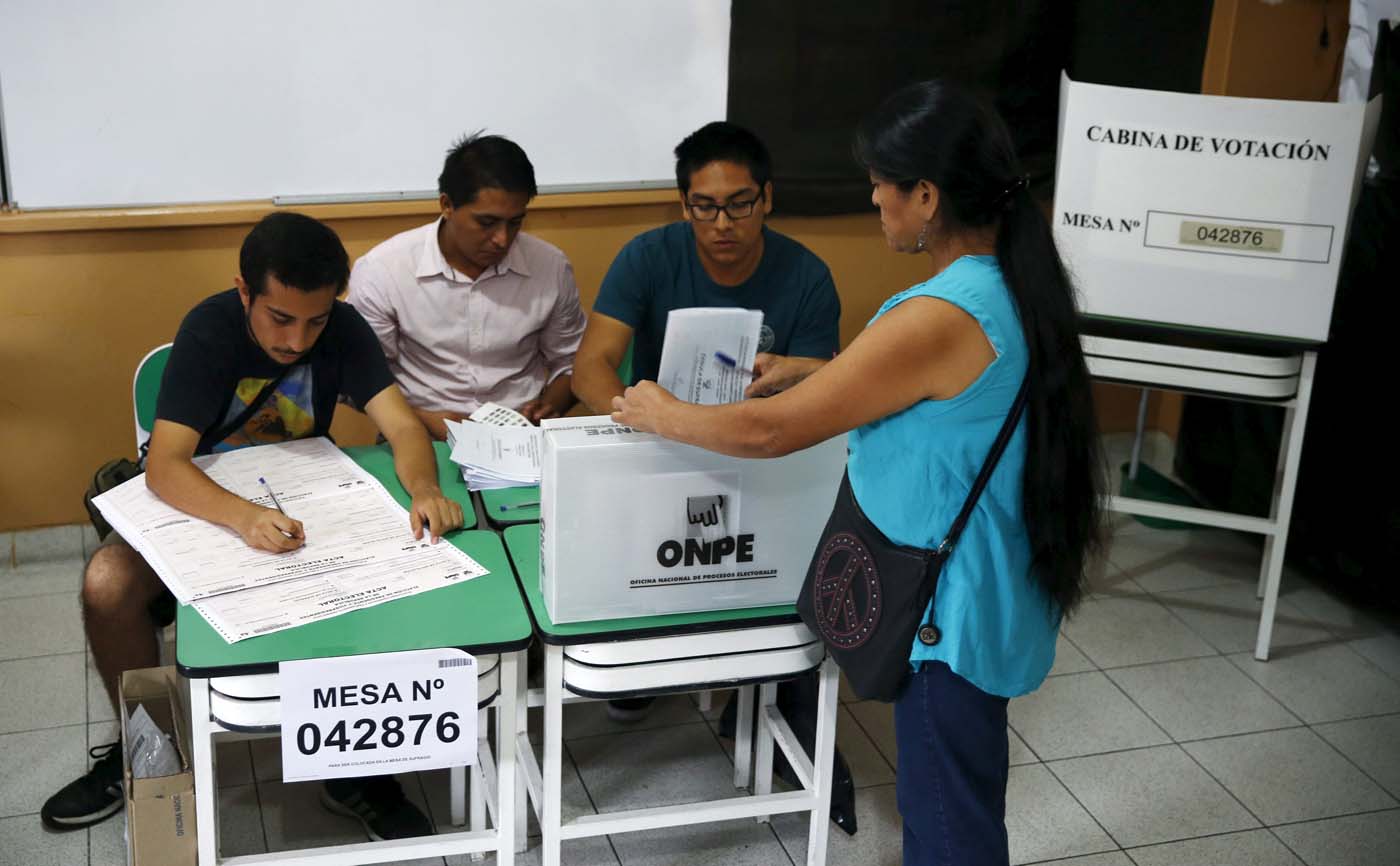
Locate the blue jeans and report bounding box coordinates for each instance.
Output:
[894,661,1010,866]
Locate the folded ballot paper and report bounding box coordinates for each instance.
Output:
[91,437,489,642]
[656,307,762,404]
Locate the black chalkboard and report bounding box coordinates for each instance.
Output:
[728,0,1214,215]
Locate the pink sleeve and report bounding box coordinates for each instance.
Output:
[538,258,586,381]
[345,256,400,362]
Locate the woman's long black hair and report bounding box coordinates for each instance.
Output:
[855,80,1104,616]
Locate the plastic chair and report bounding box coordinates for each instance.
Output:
[616,338,634,387]
[132,343,173,455]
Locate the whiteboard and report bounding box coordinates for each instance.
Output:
[0,0,730,209]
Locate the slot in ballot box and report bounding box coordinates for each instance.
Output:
[540,421,846,623]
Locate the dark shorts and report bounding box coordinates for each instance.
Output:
[96,530,178,628]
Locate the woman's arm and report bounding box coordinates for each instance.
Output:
[612,296,996,457]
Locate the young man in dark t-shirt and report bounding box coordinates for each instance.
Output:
[42,213,464,840]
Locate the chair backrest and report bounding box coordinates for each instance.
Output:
[616,339,634,388]
[133,343,173,454]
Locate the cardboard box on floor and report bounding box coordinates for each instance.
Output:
[120,666,196,866]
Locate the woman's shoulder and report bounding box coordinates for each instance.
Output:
[878,255,1004,316]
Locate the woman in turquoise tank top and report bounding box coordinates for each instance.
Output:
[613,81,1103,866]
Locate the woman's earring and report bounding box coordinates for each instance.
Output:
[915,222,930,252]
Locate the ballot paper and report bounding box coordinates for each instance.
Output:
[445,419,542,490]
[656,307,762,405]
[193,541,481,642]
[92,437,489,642]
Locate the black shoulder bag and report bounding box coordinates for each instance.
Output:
[83,369,292,541]
[797,377,1029,702]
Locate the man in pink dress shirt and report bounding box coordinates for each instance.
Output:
[347,134,585,437]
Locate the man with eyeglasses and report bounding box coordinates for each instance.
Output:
[572,121,841,416]
[569,122,855,832]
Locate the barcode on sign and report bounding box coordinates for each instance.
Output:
[438,658,471,669]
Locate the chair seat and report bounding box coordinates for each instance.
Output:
[207,654,502,731]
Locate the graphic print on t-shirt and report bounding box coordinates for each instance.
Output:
[212,365,315,452]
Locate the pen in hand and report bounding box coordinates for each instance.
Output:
[259,476,286,516]
[713,351,756,377]
[259,476,302,540]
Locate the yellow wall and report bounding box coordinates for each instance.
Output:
[1,196,953,530]
[8,0,1345,531]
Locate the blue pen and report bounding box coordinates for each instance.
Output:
[258,476,287,516]
[713,351,756,377]
[499,501,540,512]
[259,476,301,539]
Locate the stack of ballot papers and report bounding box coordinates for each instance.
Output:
[92,437,489,643]
[445,418,542,490]
[656,307,762,405]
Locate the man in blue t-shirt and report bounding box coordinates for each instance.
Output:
[568,127,858,827]
[572,121,841,413]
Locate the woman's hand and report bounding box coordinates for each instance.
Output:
[611,381,679,434]
[745,354,828,398]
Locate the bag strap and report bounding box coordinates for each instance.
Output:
[207,366,294,448]
[935,375,1030,557]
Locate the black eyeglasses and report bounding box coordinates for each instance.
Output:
[685,192,764,222]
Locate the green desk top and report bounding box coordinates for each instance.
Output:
[501,524,800,646]
[177,444,531,677]
[347,441,477,531]
[480,485,540,528]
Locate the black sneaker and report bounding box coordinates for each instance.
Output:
[606,697,655,723]
[319,775,432,841]
[41,743,125,831]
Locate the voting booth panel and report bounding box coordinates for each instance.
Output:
[540,425,847,623]
[1054,74,1381,342]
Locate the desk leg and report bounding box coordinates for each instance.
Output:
[753,681,778,822]
[806,656,838,866]
[188,677,219,866]
[542,644,564,866]
[466,708,487,833]
[733,684,754,790]
[1255,351,1317,661]
[497,651,520,866]
[515,649,530,854]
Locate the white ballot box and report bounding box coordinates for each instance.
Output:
[540,422,846,623]
[1054,73,1381,342]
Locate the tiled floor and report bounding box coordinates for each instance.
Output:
[3,443,1400,865]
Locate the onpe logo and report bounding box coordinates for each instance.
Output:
[812,532,881,649]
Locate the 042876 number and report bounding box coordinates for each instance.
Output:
[296,712,461,755]
[1178,219,1284,253]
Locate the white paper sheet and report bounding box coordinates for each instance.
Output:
[655,308,761,405]
[446,420,542,489]
[468,402,532,427]
[194,542,488,642]
[91,438,489,642]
